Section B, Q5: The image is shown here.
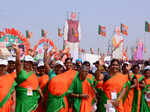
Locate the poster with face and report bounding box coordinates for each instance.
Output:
[7,46,14,56]
[7,44,25,57]
[0,42,11,58]
[0,33,27,57]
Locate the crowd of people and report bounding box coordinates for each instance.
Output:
[0,43,150,112]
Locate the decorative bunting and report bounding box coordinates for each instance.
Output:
[0,28,30,55]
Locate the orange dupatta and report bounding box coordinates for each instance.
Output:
[0,74,16,112]
[80,79,95,112]
[102,72,128,112]
[144,78,150,107]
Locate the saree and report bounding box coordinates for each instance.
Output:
[15,69,40,112]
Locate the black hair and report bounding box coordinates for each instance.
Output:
[65,58,72,64]
[54,64,65,72]
[122,63,128,70]
[102,72,110,82]
[110,59,120,67]
[79,65,89,72]
[144,61,150,67]
[108,58,121,72]
[8,61,15,63]
[83,61,90,66]
[131,64,140,71]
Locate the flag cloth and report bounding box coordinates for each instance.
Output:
[98,25,106,37]
[145,21,150,32]
[26,30,29,38]
[26,30,32,39]
[41,29,47,37]
[58,28,63,37]
[121,24,128,36]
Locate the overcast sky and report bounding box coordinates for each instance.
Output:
[0,0,150,58]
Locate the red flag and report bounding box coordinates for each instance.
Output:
[98,25,106,37]
[58,28,63,37]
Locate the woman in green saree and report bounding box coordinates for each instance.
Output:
[13,45,42,112]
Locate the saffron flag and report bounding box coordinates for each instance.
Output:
[145,21,150,32]
[121,24,128,36]
[58,28,63,37]
[98,25,106,37]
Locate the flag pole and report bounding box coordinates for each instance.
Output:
[144,19,147,60]
[144,30,146,60]
[109,24,115,58]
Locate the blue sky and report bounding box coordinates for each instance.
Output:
[0,0,150,58]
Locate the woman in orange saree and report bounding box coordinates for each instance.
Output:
[68,65,95,112]
[0,59,16,112]
[120,64,150,112]
[143,66,150,107]
[102,59,128,112]
[47,70,77,112]
[36,61,49,112]
[7,56,17,79]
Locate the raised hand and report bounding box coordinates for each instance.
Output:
[120,38,124,43]
[51,48,57,54]
[44,44,49,51]
[11,44,20,53]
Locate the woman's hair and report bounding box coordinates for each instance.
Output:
[110,59,120,66]
[79,65,89,72]
[82,61,90,66]
[144,61,150,67]
[122,63,128,70]
[109,58,121,72]
[131,64,140,71]
[65,58,72,64]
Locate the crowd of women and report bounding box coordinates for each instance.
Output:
[0,44,150,112]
